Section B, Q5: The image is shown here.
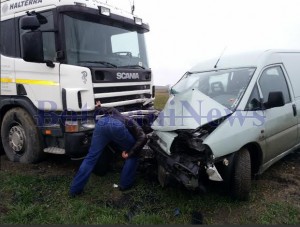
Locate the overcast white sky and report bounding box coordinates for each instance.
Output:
[109,0,300,86]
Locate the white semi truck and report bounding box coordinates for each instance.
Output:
[0,0,157,163]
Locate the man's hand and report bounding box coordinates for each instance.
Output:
[95,101,101,108]
[122,151,129,159]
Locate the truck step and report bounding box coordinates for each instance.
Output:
[44,147,66,155]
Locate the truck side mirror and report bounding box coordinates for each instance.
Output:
[20,15,40,30]
[20,15,44,63]
[265,91,285,109]
[21,31,44,63]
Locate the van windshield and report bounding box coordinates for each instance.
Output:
[171,68,256,110]
[63,13,149,69]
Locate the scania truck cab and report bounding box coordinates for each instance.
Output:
[0,0,157,163]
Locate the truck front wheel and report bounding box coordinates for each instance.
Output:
[230,148,251,200]
[1,107,44,163]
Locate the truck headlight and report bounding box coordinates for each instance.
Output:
[82,119,96,130]
[65,121,79,133]
[65,119,95,132]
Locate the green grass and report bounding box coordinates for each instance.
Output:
[259,202,299,225]
[1,169,299,224]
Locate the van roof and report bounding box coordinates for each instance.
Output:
[1,0,143,22]
[190,49,300,72]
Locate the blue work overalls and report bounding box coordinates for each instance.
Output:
[70,116,138,195]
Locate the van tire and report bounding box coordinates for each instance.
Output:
[230,148,251,200]
[1,107,44,163]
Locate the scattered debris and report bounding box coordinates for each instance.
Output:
[0,205,9,214]
[174,208,180,217]
[125,203,142,222]
[105,193,133,209]
[191,211,203,224]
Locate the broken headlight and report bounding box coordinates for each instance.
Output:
[187,136,206,152]
[187,130,210,152]
[65,119,95,132]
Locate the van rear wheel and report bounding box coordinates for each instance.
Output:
[1,107,44,163]
[230,148,251,200]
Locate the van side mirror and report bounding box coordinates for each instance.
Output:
[21,31,44,63]
[264,91,285,109]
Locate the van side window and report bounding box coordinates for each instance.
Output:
[0,19,16,57]
[258,66,291,104]
[245,85,261,111]
[19,11,56,61]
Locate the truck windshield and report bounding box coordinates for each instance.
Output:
[171,68,256,110]
[63,13,149,69]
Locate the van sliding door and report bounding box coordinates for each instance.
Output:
[280,54,300,145]
[258,65,298,162]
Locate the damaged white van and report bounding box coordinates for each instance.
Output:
[149,49,300,200]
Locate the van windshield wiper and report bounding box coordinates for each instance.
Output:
[78,61,118,68]
[119,65,146,69]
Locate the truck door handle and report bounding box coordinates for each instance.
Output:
[292,104,297,116]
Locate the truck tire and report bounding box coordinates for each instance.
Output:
[1,107,44,163]
[230,148,251,200]
[0,140,4,155]
[0,128,4,154]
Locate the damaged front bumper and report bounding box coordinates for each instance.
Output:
[148,132,224,190]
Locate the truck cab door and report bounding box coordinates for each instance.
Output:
[0,19,16,96]
[15,10,62,111]
[258,65,298,162]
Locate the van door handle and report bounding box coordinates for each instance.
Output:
[292,104,297,116]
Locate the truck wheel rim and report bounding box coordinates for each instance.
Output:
[8,125,26,154]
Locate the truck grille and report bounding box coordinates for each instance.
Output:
[91,68,153,109]
[93,85,150,94]
[95,93,151,104]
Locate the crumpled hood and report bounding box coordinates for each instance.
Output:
[152,89,232,131]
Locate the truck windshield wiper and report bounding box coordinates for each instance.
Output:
[119,65,146,69]
[78,61,118,68]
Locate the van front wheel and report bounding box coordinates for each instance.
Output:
[1,108,44,163]
[230,148,251,200]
